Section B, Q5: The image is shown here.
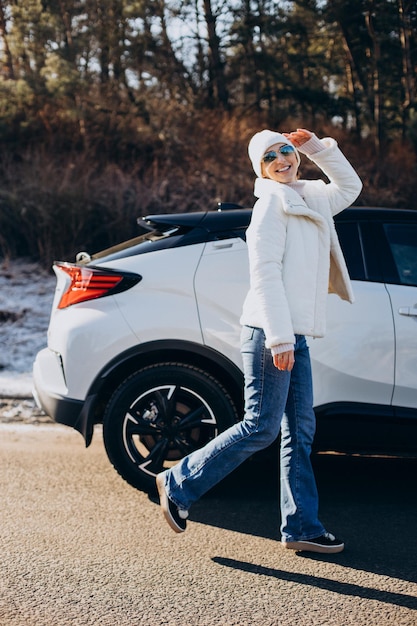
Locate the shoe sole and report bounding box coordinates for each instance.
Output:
[282,541,344,554]
[156,474,185,534]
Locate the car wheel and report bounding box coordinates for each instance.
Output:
[102,362,240,493]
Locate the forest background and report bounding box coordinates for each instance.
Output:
[0,0,416,265]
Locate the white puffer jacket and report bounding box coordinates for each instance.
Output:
[240,137,362,349]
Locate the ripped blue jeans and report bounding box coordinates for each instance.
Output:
[162,327,325,541]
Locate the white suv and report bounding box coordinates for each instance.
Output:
[33,205,417,492]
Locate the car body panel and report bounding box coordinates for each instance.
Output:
[194,238,248,367]
[309,281,395,408]
[46,297,139,400]
[104,246,205,346]
[387,283,417,408]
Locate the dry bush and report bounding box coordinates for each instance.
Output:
[350,140,417,208]
[0,110,415,266]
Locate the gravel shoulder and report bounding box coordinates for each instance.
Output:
[0,397,53,425]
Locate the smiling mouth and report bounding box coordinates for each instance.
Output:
[277,165,291,173]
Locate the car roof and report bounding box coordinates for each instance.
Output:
[90,205,416,265]
[336,207,417,221]
[143,206,416,232]
[143,208,253,232]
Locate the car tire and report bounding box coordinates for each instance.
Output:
[102,362,240,493]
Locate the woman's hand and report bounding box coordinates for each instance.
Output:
[273,350,295,371]
[282,128,313,148]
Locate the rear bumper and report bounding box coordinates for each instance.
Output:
[33,348,95,445]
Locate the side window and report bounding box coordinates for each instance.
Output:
[384,224,417,287]
[335,221,366,281]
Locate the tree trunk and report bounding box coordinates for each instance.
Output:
[365,3,381,153]
[0,0,15,79]
[397,0,416,138]
[202,0,229,109]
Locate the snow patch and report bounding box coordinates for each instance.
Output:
[0,259,56,397]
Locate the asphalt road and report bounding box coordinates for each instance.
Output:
[1,421,417,626]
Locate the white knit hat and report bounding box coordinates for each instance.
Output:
[248,129,300,177]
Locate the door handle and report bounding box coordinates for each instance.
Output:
[213,242,233,250]
[398,307,417,317]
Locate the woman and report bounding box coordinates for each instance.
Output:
[156,128,362,553]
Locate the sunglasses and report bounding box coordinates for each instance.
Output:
[262,145,296,162]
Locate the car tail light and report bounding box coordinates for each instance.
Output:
[54,262,141,309]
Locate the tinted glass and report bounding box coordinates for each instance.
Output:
[335,221,365,281]
[384,224,417,287]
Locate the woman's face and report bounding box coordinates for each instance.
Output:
[261,142,299,184]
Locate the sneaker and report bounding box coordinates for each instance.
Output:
[156,474,188,533]
[282,532,344,554]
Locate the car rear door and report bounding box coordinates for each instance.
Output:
[308,219,395,409]
[380,221,417,410]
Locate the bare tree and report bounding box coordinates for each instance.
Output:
[0,0,14,79]
[398,0,416,137]
[202,0,229,108]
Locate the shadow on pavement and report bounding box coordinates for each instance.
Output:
[188,454,417,585]
[211,555,417,610]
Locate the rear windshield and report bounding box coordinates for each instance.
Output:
[82,225,185,263]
